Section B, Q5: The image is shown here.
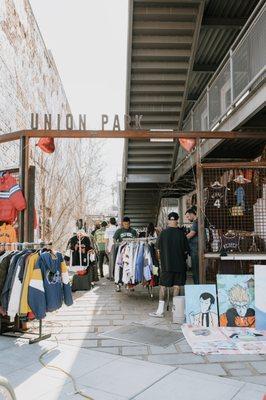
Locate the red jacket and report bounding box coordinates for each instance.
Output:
[0,173,26,223]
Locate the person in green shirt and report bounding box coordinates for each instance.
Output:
[113,217,137,243]
[94,221,108,278]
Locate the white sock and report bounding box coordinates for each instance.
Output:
[156,300,165,315]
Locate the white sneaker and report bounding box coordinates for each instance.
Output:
[149,311,164,318]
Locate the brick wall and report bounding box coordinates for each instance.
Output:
[0,0,70,169]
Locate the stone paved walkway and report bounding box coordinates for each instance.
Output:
[37,275,266,387]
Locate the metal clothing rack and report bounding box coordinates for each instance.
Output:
[118,236,158,299]
[0,241,52,344]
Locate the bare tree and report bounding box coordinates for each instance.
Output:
[31,137,105,250]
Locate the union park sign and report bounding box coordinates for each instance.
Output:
[30,113,143,131]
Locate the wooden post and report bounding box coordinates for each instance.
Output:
[19,136,29,242]
[196,138,205,283]
[27,166,35,242]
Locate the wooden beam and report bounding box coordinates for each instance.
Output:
[0,130,266,144]
[2,130,266,143]
[202,161,266,169]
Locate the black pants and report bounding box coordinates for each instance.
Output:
[191,251,199,284]
[98,251,109,277]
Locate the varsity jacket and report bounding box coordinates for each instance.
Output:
[0,173,26,223]
[28,252,73,319]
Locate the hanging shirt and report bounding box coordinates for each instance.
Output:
[0,224,17,245]
[67,235,92,266]
[221,234,240,253]
[204,185,229,229]
[0,172,26,223]
[28,251,73,319]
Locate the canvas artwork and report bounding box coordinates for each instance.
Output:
[254,265,266,330]
[185,284,218,327]
[217,274,255,327]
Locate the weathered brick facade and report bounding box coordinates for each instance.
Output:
[0,0,70,169]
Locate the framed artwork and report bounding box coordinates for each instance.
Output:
[254,265,266,330]
[185,284,218,327]
[217,274,255,327]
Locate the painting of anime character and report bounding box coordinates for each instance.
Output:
[254,265,266,330]
[217,275,255,327]
[185,285,219,327]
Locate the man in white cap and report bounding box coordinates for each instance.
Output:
[149,212,189,318]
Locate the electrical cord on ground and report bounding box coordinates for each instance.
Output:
[33,321,94,400]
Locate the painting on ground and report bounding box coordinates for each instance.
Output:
[217,274,255,327]
[185,284,218,327]
[254,265,266,330]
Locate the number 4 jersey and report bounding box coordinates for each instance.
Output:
[204,185,229,229]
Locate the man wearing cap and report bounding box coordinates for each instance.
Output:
[185,207,199,284]
[149,212,189,318]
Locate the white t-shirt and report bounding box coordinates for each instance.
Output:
[104,225,117,253]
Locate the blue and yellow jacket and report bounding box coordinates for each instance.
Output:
[28,251,73,320]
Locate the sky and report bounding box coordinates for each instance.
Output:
[30,0,128,212]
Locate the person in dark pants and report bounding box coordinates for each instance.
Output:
[186,207,199,284]
[94,221,109,278]
[149,212,189,318]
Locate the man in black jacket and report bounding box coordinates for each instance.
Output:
[149,212,189,318]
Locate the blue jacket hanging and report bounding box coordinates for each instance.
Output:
[28,251,73,319]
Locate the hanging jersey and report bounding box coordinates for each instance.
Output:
[205,186,228,209]
[221,234,240,253]
[205,185,229,229]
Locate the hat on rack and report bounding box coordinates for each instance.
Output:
[234,174,251,184]
[168,212,179,221]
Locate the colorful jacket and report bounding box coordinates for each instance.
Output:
[19,253,39,315]
[28,252,73,320]
[0,173,26,223]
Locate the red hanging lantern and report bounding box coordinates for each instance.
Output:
[179,138,196,152]
[36,137,55,153]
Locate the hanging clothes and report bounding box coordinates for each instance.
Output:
[28,251,73,319]
[0,223,17,246]
[114,240,158,287]
[0,172,26,223]
[0,249,73,322]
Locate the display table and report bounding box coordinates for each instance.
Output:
[205,253,266,260]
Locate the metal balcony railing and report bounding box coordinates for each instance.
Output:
[182,2,266,134]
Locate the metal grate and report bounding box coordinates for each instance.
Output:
[232,6,266,101]
[209,60,231,129]
[203,167,266,254]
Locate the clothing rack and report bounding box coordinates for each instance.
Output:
[120,236,157,243]
[117,237,158,299]
[0,241,52,344]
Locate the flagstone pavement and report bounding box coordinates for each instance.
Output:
[0,273,265,399]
